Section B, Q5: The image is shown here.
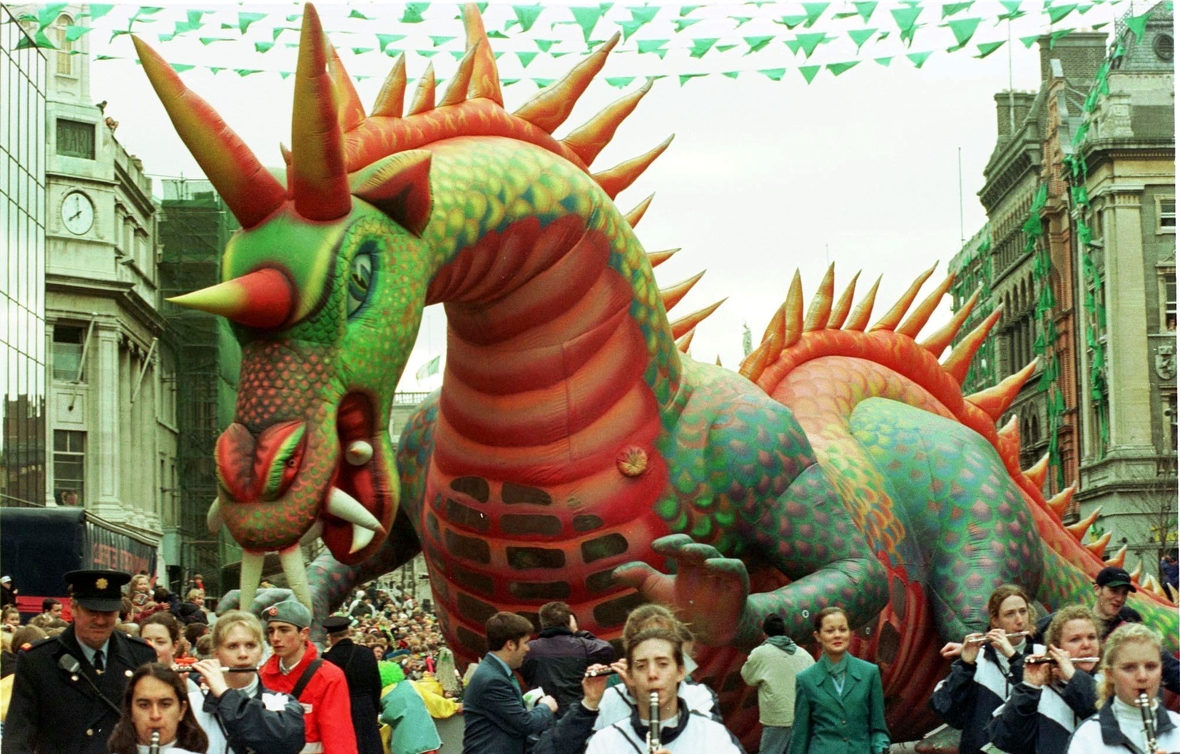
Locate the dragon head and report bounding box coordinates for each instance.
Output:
[135,6,436,608]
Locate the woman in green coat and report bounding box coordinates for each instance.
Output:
[788,607,891,754]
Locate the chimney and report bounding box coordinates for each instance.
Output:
[1038,32,1108,86]
[995,91,1036,139]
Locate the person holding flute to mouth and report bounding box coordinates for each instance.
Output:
[985,605,1102,754]
[930,584,1041,754]
[187,610,306,754]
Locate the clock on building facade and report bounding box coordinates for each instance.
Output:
[61,190,94,235]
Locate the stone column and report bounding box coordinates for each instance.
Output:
[1103,187,1153,450]
[92,327,121,515]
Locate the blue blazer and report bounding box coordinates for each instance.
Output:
[787,654,890,754]
[462,653,555,754]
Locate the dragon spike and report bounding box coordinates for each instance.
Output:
[407,63,437,116]
[1129,562,1142,583]
[827,271,860,329]
[943,308,1004,385]
[291,4,352,222]
[1141,575,1169,599]
[715,355,722,366]
[461,3,503,106]
[563,79,654,166]
[896,273,956,339]
[132,36,285,229]
[738,340,771,382]
[325,39,365,133]
[965,358,1038,422]
[168,268,295,330]
[761,302,786,346]
[647,248,680,269]
[921,285,982,358]
[1047,485,1075,519]
[440,44,479,108]
[279,143,292,167]
[514,32,621,133]
[803,264,836,332]
[870,262,937,332]
[1065,507,1101,541]
[782,271,805,349]
[624,194,655,227]
[1023,453,1051,490]
[844,275,882,332]
[1086,530,1113,556]
[593,136,674,200]
[660,271,706,313]
[372,54,408,118]
[1104,544,1127,568]
[996,415,1020,461]
[676,328,695,353]
[671,299,725,340]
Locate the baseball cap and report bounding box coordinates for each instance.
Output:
[1095,566,1137,592]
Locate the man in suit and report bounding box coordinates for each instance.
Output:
[3,569,158,754]
[462,612,559,754]
[323,616,383,754]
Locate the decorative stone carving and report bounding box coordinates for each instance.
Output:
[1156,343,1176,381]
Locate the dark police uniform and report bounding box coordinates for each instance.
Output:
[321,617,383,754]
[1,570,158,754]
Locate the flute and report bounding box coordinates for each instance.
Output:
[647,691,661,753]
[1024,655,1100,664]
[1136,692,1158,754]
[965,631,1031,644]
[148,730,161,754]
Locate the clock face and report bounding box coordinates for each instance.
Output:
[62,192,94,235]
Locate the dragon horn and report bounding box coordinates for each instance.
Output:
[921,285,982,358]
[871,262,937,332]
[660,271,706,313]
[647,248,680,269]
[844,276,881,332]
[827,271,860,329]
[407,63,437,116]
[440,44,479,108]
[803,264,835,332]
[168,268,294,330]
[782,271,805,349]
[965,358,1037,422]
[1129,562,1142,584]
[291,4,352,221]
[132,36,285,229]
[514,32,621,133]
[1086,531,1113,556]
[1104,544,1127,568]
[326,37,365,133]
[676,329,695,353]
[996,415,1020,463]
[624,194,655,227]
[943,308,1003,385]
[1047,485,1075,519]
[739,340,771,382]
[563,79,654,166]
[372,54,408,118]
[1065,507,1101,541]
[461,3,503,106]
[896,273,955,338]
[1023,453,1051,490]
[671,299,725,339]
[594,136,674,199]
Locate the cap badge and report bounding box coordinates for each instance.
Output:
[267,606,279,616]
[95,578,108,590]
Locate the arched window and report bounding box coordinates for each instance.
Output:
[52,15,75,77]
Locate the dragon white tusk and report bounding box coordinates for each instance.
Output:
[326,487,382,531]
[207,497,225,534]
[279,545,312,610]
[239,550,265,613]
[299,520,324,546]
[345,440,373,466]
[350,524,376,554]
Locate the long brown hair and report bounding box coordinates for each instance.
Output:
[106,663,209,754]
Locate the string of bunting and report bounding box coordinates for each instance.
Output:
[11,0,1156,86]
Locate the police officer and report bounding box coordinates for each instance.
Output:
[322,616,383,754]
[2,569,158,754]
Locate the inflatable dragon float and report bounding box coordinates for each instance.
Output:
[135,3,1178,741]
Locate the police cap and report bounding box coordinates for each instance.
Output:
[65,569,131,612]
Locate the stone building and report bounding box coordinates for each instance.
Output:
[35,7,179,538]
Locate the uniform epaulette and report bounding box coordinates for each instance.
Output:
[22,635,58,652]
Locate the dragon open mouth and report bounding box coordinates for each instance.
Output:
[318,391,389,564]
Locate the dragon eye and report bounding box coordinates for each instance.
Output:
[347,253,374,318]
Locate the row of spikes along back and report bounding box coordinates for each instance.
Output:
[738,263,1175,605]
[135,2,723,344]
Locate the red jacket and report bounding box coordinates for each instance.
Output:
[261,642,358,754]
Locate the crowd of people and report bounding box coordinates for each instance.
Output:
[0,564,1176,754]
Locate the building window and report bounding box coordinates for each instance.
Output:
[1160,198,1177,233]
[1162,267,1177,332]
[51,15,76,77]
[56,119,95,159]
[1165,392,1178,453]
[54,430,86,506]
[52,326,85,380]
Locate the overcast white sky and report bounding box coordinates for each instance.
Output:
[75,1,1127,390]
